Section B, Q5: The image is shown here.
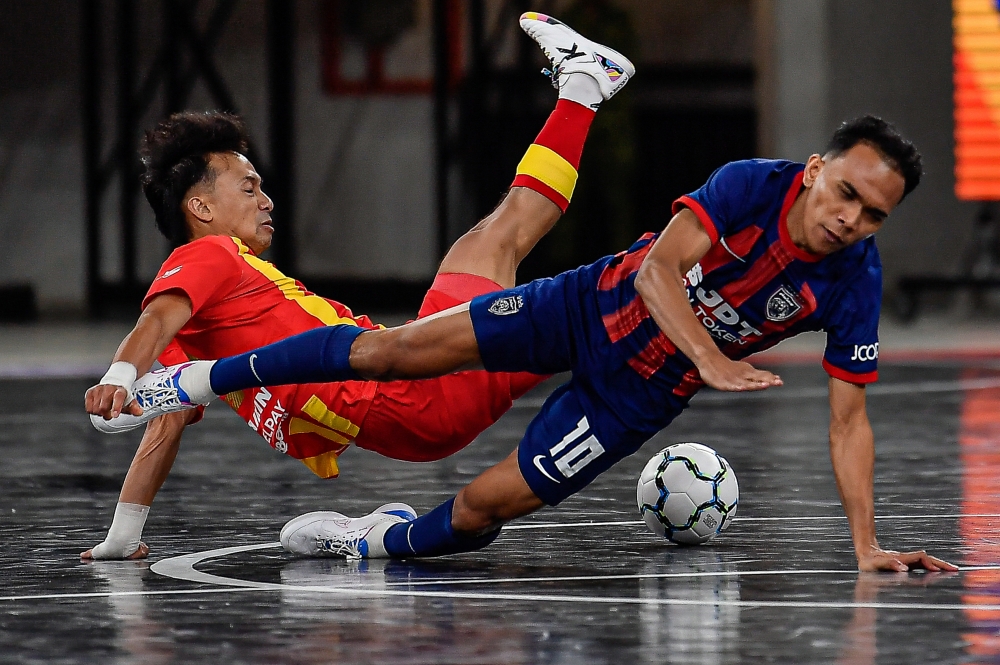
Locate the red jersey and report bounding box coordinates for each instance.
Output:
[144,235,380,479]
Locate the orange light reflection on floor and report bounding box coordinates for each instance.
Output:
[960,368,1000,661]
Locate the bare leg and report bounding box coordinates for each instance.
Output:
[357,189,559,379]
[437,187,562,289]
[452,447,544,533]
[350,305,482,381]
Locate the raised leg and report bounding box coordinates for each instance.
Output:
[437,187,561,290]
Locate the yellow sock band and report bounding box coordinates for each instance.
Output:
[515,144,579,203]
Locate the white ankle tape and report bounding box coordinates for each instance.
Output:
[178,360,218,405]
[90,502,149,559]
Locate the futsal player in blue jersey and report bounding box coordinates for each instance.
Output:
[134,115,956,573]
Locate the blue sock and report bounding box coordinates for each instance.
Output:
[209,324,366,395]
[383,497,501,558]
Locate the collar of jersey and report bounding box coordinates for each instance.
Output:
[778,171,825,263]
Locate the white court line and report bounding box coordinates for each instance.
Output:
[504,513,1000,531]
[6,582,1000,613]
[1,536,994,608]
[134,541,1000,613]
[148,542,1000,591]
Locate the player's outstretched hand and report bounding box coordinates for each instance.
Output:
[85,383,143,420]
[857,547,958,572]
[80,542,149,561]
[697,357,783,392]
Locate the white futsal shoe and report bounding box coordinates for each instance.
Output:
[280,503,417,559]
[89,361,215,434]
[520,11,635,106]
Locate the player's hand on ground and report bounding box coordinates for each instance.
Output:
[85,383,143,419]
[857,547,958,573]
[80,541,149,561]
[697,356,782,392]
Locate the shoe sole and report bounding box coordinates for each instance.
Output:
[90,413,144,434]
[89,404,195,434]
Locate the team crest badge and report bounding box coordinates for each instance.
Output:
[488,295,523,316]
[765,286,802,322]
[596,54,625,82]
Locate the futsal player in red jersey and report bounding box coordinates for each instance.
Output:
[82,14,635,560]
[148,23,955,569]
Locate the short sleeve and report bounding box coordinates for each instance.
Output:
[672,161,757,245]
[143,238,242,316]
[821,263,882,384]
[157,339,190,366]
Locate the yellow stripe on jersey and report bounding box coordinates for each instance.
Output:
[288,417,352,445]
[221,390,244,410]
[300,394,361,438]
[515,143,579,202]
[230,237,359,327]
[299,450,342,479]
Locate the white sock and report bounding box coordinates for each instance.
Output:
[90,502,149,559]
[178,360,218,404]
[559,73,603,109]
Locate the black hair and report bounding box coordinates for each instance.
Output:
[139,111,250,245]
[825,115,922,200]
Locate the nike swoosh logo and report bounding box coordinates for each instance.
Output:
[532,455,560,484]
[249,354,262,382]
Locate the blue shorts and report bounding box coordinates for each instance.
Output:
[469,267,691,505]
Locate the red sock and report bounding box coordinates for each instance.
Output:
[510,99,596,211]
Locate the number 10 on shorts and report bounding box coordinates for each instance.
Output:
[548,416,605,479]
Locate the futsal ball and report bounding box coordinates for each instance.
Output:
[636,442,739,545]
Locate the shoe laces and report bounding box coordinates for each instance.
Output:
[134,372,185,411]
[539,43,589,90]
[317,534,363,559]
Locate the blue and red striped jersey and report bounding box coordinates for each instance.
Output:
[595,159,882,397]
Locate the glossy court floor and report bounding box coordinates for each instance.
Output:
[2,351,1000,663]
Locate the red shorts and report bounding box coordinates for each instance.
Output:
[352,273,546,462]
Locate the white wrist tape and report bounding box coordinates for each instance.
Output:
[100,361,138,405]
[89,502,149,559]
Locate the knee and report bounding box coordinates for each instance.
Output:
[350,329,408,381]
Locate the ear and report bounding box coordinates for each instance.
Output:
[802,153,825,188]
[186,195,213,223]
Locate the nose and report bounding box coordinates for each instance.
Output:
[260,190,274,212]
[838,201,863,230]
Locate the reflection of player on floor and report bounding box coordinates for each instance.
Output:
[160,110,958,572]
[82,13,633,560]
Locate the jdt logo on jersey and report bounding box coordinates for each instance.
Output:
[851,343,879,361]
[684,264,762,345]
[765,286,802,322]
[488,295,523,316]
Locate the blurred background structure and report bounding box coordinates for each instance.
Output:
[0,0,984,320]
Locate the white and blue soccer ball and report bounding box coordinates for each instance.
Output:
[636,442,739,545]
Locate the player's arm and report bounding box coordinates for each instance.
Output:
[827,377,957,572]
[634,209,782,392]
[85,293,193,419]
[81,409,197,560]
